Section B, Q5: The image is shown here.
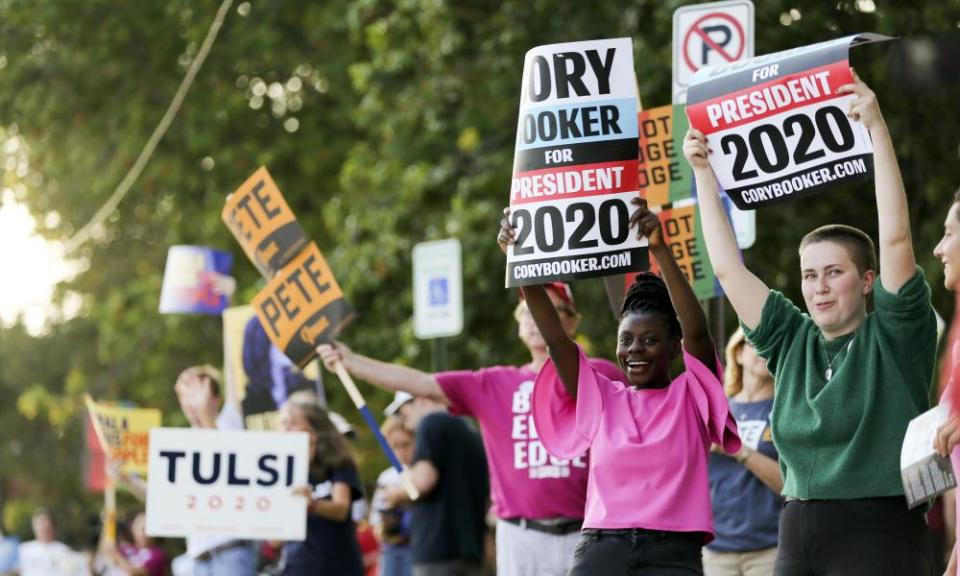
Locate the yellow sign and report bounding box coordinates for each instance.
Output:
[86,398,162,476]
[252,242,355,368]
[222,167,308,278]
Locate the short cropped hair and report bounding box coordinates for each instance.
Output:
[799,224,877,277]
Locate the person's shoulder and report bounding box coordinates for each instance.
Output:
[421,411,459,428]
[478,364,530,380]
[421,412,477,439]
[17,539,37,551]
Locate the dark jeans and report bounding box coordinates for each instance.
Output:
[568,528,703,575]
[775,497,935,576]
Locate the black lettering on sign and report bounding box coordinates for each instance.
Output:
[638,163,682,188]
[528,48,617,102]
[511,199,631,256]
[722,105,857,182]
[521,106,622,145]
[639,115,672,139]
[222,167,309,278]
[160,450,186,483]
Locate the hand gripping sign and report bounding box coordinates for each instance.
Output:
[225,168,418,501]
[686,33,893,210]
[145,428,309,541]
[506,38,646,287]
[222,167,309,278]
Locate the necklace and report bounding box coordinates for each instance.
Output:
[820,332,856,381]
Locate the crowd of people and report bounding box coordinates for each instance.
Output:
[5,74,960,576]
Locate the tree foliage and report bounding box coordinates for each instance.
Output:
[1,0,959,542]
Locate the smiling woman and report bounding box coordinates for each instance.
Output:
[0,191,80,333]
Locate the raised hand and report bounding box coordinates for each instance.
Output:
[835,68,882,130]
[497,206,516,255]
[629,197,664,248]
[682,128,713,172]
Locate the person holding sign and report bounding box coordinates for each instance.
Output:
[687,72,937,574]
[499,199,740,574]
[173,365,257,575]
[280,391,365,576]
[318,290,624,576]
[932,190,960,576]
[704,328,782,576]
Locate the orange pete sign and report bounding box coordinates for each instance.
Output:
[252,242,355,368]
[222,167,308,278]
[86,400,162,476]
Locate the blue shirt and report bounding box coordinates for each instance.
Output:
[0,536,18,572]
[707,398,781,551]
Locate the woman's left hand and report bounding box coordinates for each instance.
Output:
[629,197,664,248]
[836,68,882,130]
[934,416,960,458]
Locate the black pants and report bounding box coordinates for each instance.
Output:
[775,497,935,576]
[568,528,703,575]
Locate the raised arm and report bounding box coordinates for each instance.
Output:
[498,209,581,398]
[631,198,715,367]
[317,342,450,406]
[837,71,915,291]
[684,129,770,329]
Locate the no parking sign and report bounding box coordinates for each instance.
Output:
[673,1,754,105]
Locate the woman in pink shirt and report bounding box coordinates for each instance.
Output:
[498,199,740,575]
[933,190,960,575]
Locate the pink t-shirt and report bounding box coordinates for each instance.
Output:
[532,345,740,540]
[436,358,624,520]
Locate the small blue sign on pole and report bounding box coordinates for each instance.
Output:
[413,240,463,339]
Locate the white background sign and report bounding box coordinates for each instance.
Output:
[146,428,309,541]
[686,35,887,210]
[673,0,754,105]
[507,37,645,286]
[674,0,755,247]
[413,239,463,339]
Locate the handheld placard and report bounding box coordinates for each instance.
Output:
[224,168,411,499]
[84,395,117,546]
[686,33,894,209]
[505,37,646,287]
[331,362,420,501]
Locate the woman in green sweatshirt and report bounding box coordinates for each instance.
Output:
[688,72,937,575]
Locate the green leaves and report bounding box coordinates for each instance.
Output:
[2,0,960,542]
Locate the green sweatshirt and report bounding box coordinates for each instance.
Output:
[742,268,936,499]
